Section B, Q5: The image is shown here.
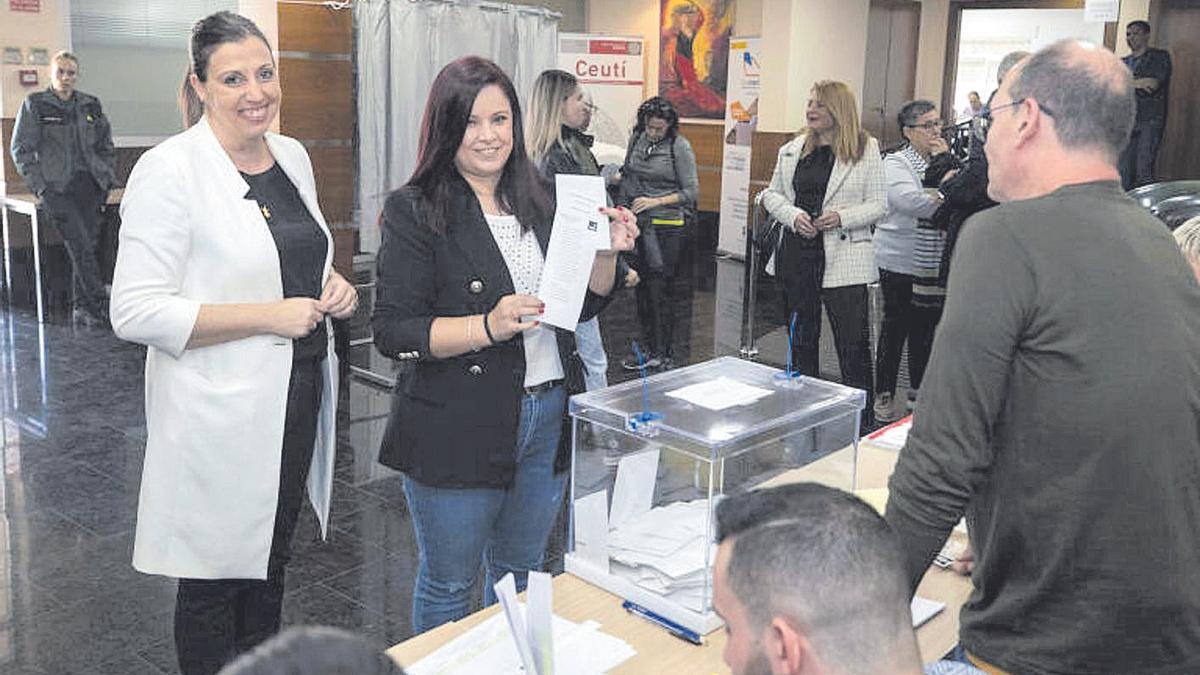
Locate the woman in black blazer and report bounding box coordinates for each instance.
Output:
[372,56,637,634]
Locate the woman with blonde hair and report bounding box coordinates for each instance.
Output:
[526,68,626,391]
[761,80,885,418]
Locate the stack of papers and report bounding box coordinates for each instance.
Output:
[865,415,912,450]
[607,499,714,609]
[405,610,636,675]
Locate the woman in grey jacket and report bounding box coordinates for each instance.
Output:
[615,96,699,370]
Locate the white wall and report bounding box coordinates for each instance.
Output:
[0,2,69,119]
[588,0,868,132]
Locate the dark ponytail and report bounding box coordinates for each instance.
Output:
[179,11,272,128]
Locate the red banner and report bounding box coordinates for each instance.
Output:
[10,0,41,12]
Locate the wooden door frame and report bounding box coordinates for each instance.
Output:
[865,0,922,148]
[942,0,1120,116]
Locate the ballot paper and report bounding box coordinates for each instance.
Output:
[607,499,715,609]
[910,596,944,628]
[665,376,774,411]
[574,490,611,571]
[528,572,554,675]
[494,574,537,674]
[538,175,609,330]
[609,448,660,530]
[865,415,912,450]
[405,609,637,675]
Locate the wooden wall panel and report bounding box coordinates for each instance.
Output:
[678,123,723,213]
[278,58,354,141]
[676,123,795,214]
[279,3,353,54]
[307,145,354,225]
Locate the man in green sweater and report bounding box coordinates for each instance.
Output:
[885,40,1200,674]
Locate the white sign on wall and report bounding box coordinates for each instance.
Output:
[717,37,761,257]
[558,34,645,165]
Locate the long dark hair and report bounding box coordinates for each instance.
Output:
[179,11,273,128]
[622,95,681,177]
[406,56,551,235]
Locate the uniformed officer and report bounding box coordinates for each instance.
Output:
[10,50,116,325]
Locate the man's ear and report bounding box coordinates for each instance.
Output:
[765,617,812,675]
[1014,98,1049,149]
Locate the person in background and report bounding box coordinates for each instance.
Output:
[933,51,1028,285]
[1119,20,1172,189]
[372,56,637,634]
[10,50,116,326]
[886,41,1200,673]
[1174,215,1200,282]
[217,626,406,675]
[761,81,885,417]
[615,96,698,371]
[873,100,952,423]
[713,483,983,675]
[526,69,633,392]
[958,91,983,121]
[110,12,355,674]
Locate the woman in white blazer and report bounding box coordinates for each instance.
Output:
[761,80,885,416]
[109,13,356,675]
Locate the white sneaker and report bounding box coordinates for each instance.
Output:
[873,392,900,423]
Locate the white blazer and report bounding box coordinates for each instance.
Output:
[761,134,886,288]
[111,118,338,580]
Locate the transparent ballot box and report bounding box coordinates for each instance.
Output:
[565,356,866,635]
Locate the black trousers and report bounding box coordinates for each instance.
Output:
[874,268,914,397]
[1118,121,1164,190]
[41,172,107,315]
[174,356,323,675]
[907,302,943,392]
[631,224,689,358]
[777,234,873,405]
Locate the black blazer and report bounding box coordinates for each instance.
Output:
[373,177,617,488]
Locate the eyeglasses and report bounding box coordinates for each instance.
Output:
[905,120,944,132]
[979,98,1056,137]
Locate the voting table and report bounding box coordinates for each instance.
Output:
[386,440,973,673]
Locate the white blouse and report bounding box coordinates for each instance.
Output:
[484,213,564,388]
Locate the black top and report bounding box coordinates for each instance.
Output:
[790,144,835,249]
[1122,47,1172,124]
[372,179,621,488]
[241,163,328,361]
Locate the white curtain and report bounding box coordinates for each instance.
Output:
[356,0,560,252]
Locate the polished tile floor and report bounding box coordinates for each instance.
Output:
[0,220,897,673]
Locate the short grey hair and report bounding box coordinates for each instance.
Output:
[897,99,937,134]
[1175,216,1200,263]
[997,50,1030,85]
[715,483,913,673]
[1008,40,1134,160]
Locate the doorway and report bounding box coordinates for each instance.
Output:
[862,0,920,151]
[1152,0,1200,180]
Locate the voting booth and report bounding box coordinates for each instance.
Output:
[565,357,867,635]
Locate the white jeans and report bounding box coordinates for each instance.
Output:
[574,317,609,391]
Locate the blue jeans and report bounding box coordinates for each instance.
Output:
[403,385,567,633]
[574,317,608,391]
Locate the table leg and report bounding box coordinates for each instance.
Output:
[30,206,45,324]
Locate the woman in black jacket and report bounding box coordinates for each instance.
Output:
[371,56,637,634]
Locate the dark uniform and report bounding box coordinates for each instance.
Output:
[1119,47,1172,189]
[10,87,116,321]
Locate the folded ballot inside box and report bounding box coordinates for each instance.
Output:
[566,357,867,635]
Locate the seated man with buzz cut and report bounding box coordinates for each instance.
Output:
[713,483,980,675]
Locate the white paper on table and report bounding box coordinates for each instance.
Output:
[865,416,912,451]
[493,574,536,675]
[527,572,553,675]
[911,596,945,628]
[609,448,660,530]
[538,175,609,331]
[665,376,774,411]
[405,611,637,675]
[573,490,611,571]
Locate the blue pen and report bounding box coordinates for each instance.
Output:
[622,600,704,645]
